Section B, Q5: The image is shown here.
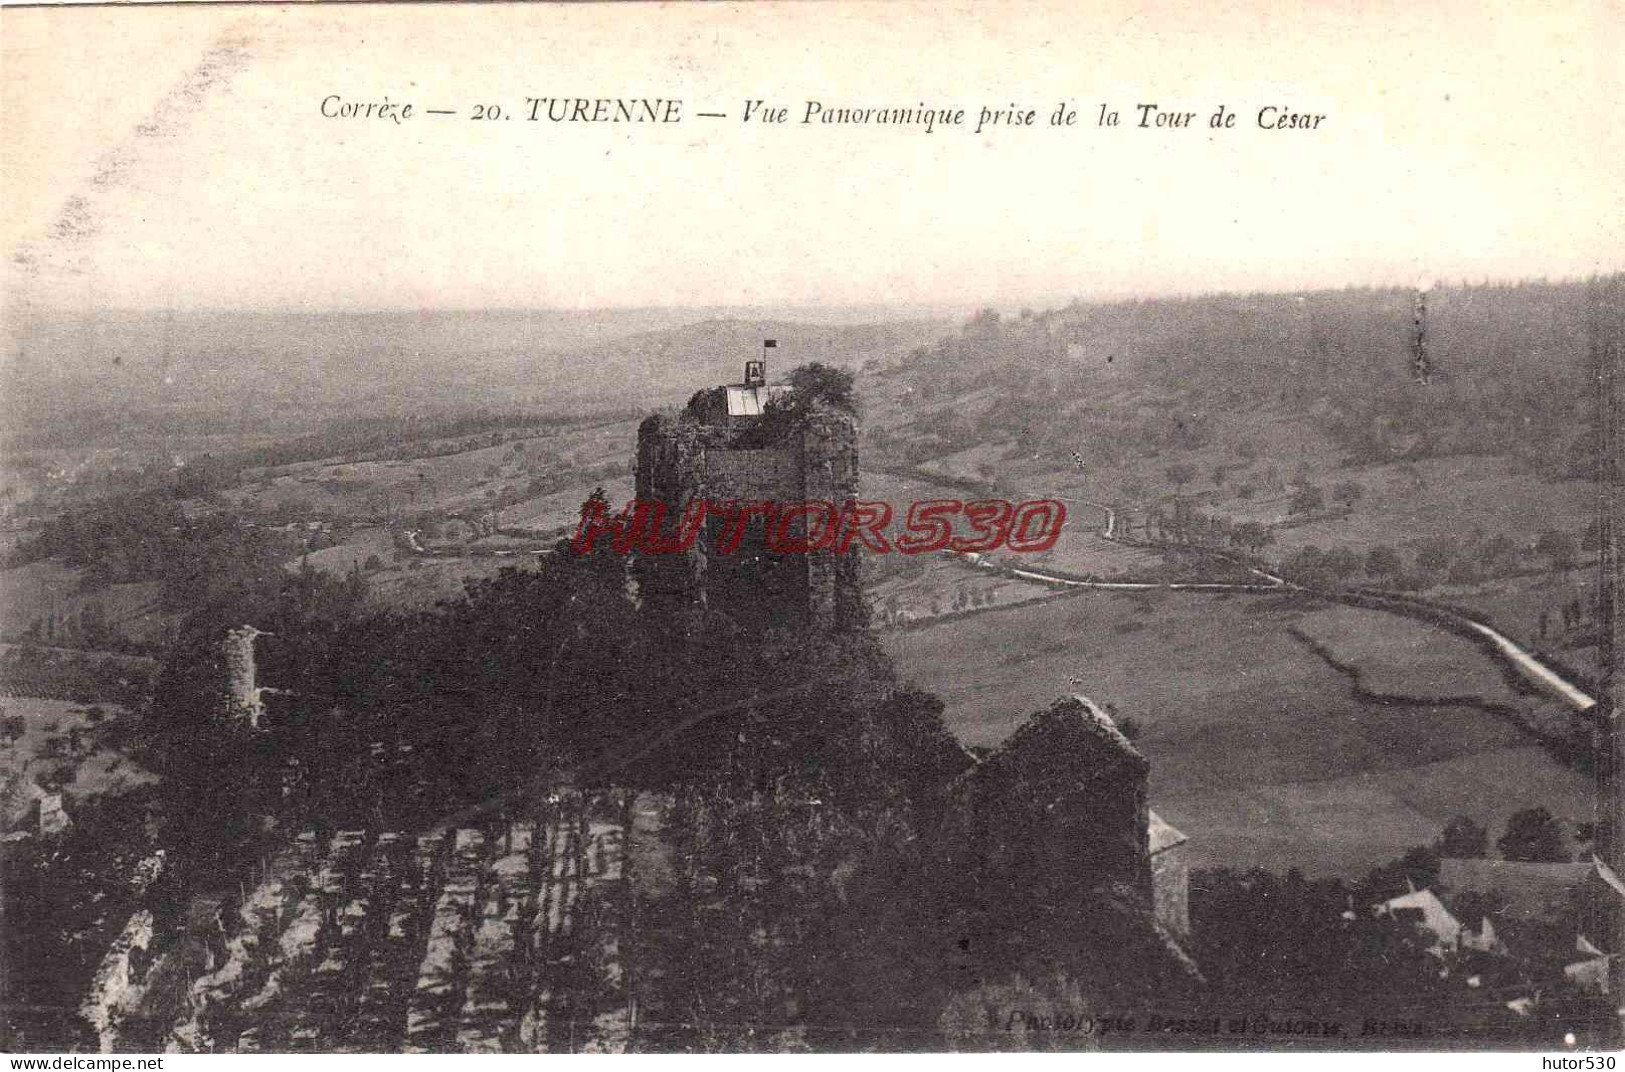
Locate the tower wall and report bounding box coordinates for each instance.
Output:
[222,625,264,729]
[633,403,861,637]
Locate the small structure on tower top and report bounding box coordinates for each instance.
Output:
[722,340,791,419]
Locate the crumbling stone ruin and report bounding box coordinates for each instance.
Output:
[222,625,266,729]
[948,695,1195,966]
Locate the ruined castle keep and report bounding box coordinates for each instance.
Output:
[633,362,864,635]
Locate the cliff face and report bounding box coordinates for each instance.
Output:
[80,910,155,1052]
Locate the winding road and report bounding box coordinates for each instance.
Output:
[948,496,1599,716]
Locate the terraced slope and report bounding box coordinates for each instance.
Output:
[92,791,648,1054]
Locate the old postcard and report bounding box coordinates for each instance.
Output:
[1,0,1621,1058]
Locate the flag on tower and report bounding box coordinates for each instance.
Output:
[763,339,777,348]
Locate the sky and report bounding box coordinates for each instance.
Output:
[3,0,1623,313]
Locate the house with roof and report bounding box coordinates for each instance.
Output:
[1374,886,1464,957]
[1148,810,1190,942]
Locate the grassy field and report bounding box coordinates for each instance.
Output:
[0,560,165,645]
[1290,604,1516,700]
[0,696,155,829]
[1431,569,1606,668]
[860,345,1601,581]
[883,586,1593,877]
[868,556,1053,627]
[916,440,1012,484]
[1257,455,1598,558]
[225,417,640,524]
[501,472,635,537]
[296,526,400,577]
[364,555,547,611]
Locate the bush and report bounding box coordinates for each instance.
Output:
[1289,485,1325,515]
[1497,807,1568,862]
[1436,816,1488,858]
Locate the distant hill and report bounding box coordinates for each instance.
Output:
[0,306,955,450]
[567,316,951,399]
[875,281,1606,477]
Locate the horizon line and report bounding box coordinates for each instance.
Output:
[5,271,1622,321]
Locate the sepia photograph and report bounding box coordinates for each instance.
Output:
[1,0,1621,1057]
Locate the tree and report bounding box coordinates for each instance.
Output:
[1366,545,1402,579]
[1416,537,1456,574]
[1535,529,1578,574]
[748,363,860,447]
[1164,463,1196,492]
[1322,547,1362,583]
[1480,533,1517,572]
[1289,484,1325,515]
[1436,816,1488,859]
[785,362,858,414]
[1331,480,1365,508]
[1497,807,1568,862]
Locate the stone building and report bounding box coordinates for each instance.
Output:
[633,362,863,636]
[1148,810,1191,942]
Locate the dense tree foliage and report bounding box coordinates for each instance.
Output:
[5,492,299,610]
[887,282,1603,476]
[1497,807,1569,863]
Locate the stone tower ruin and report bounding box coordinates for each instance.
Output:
[633,360,863,637]
[222,624,266,729]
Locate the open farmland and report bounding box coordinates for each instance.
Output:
[0,696,155,829]
[225,416,640,526]
[295,526,400,578]
[1429,569,1606,673]
[1255,455,1599,559]
[365,556,548,612]
[868,555,1054,627]
[1289,604,1519,700]
[884,585,1593,877]
[500,473,636,538]
[0,561,165,646]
